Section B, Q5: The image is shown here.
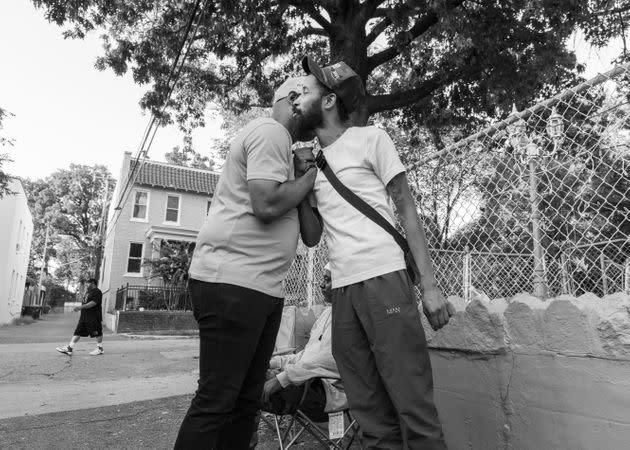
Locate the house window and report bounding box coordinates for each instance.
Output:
[165,195,180,223]
[132,191,148,220]
[127,242,144,274]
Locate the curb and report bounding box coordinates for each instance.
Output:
[119,331,199,340]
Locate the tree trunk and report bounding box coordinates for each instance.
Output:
[328,11,370,126]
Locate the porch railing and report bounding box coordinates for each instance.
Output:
[113,284,192,311]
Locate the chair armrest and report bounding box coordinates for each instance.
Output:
[272,347,296,356]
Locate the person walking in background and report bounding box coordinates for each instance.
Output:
[292,56,455,449]
[56,278,104,356]
[174,77,321,450]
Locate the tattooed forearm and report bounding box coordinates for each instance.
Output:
[386,172,407,211]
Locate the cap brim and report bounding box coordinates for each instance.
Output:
[302,56,331,89]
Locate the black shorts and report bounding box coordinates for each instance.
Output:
[74,318,103,338]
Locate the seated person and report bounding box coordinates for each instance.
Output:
[262,264,346,421]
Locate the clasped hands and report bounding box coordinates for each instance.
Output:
[293,147,316,176]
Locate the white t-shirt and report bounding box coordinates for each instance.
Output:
[312,126,407,288]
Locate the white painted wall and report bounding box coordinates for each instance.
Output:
[0,180,34,325]
[422,291,630,449]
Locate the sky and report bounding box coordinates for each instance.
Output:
[0,1,623,181]
[0,0,223,181]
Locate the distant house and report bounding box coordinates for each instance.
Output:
[99,152,220,320]
[0,179,34,325]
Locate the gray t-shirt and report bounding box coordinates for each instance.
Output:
[189,118,299,298]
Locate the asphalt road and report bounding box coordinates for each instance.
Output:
[0,311,338,449]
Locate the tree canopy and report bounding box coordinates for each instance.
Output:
[164,129,216,170]
[32,0,629,129]
[0,106,13,198]
[24,165,115,286]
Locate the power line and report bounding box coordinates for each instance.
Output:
[104,0,209,243]
[111,0,204,217]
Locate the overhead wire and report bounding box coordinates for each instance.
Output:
[109,0,203,219]
[103,0,209,243]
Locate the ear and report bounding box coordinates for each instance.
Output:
[322,93,337,112]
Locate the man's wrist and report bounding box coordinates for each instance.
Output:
[422,281,440,293]
[276,371,291,388]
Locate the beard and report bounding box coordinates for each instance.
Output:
[293,101,323,141]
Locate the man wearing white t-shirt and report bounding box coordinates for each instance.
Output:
[292,56,455,449]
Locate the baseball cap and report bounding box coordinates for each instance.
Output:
[301,56,365,113]
[273,77,302,104]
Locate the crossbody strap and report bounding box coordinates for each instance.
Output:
[315,150,410,253]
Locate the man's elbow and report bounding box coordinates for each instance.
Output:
[302,232,321,248]
[252,203,280,224]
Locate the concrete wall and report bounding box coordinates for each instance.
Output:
[424,292,630,450]
[116,310,196,334]
[0,180,33,325]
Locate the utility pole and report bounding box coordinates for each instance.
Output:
[38,224,50,306]
[93,177,110,283]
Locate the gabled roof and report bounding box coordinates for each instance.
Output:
[131,159,220,195]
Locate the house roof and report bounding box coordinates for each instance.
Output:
[131,159,220,195]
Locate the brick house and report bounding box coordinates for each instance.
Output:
[99,152,220,324]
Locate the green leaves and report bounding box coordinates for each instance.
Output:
[24,164,115,285]
[30,0,630,135]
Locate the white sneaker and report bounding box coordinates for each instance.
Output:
[56,345,73,355]
[89,347,103,356]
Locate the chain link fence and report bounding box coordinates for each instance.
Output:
[285,64,630,303]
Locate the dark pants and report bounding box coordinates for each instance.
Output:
[174,280,283,450]
[331,270,446,450]
[267,378,328,422]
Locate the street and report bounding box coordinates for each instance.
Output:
[0,311,324,449]
[0,311,199,449]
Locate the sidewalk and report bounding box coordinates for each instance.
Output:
[0,311,331,449]
[0,311,199,419]
[0,310,125,344]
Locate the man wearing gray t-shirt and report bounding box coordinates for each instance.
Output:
[174,78,321,450]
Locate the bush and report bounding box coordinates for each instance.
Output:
[138,289,167,310]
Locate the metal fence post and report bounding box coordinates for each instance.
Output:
[463,246,471,303]
[600,254,609,295]
[560,245,572,296]
[123,283,129,311]
[624,258,630,295]
[528,147,548,299]
[306,247,314,307]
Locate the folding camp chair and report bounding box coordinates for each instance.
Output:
[260,379,362,450]
[274,305,297,356]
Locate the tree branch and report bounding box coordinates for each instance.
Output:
[367,0,465,71]
[360,0,388,22]
[373,8,392,17]
[366,17,392,44]
[287,1,336,36]
[367,60,482,114]
[367,75,442,114]
[301,26,329,37]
